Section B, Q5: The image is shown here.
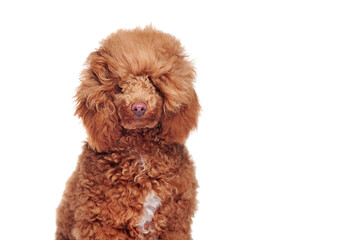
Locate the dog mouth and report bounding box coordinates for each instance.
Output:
[121,120,158,130]
[117,98,163,130]
[120,113,160,130]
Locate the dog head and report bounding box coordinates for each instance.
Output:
[75,26,200,152]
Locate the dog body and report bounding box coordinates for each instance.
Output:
[56,27,200,240]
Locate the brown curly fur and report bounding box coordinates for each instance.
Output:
[56,26,200,240]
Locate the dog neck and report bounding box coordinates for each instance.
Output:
[117,125,164,149]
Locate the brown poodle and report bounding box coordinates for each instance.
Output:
[56,26,200,240]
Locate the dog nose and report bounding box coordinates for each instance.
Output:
[131,102,147,117]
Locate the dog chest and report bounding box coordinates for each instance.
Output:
[77,150,182,235]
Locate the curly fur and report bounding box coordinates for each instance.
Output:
[56,26,200,240]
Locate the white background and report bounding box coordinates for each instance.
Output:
[0,1,360,239]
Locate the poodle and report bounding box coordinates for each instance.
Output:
[56,26,200,240]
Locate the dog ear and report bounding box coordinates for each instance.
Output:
[157,57,200,144]
[75,52,121,152]
[161,89,200,144]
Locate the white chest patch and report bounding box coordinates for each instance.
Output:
[138,191,161,234]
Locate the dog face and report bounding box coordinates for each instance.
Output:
[114,75,163,130]
[75,26,200,152]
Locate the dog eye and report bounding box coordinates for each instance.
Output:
[114,85,123,94]
[148,76,163,96]
[148,76,157,89]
